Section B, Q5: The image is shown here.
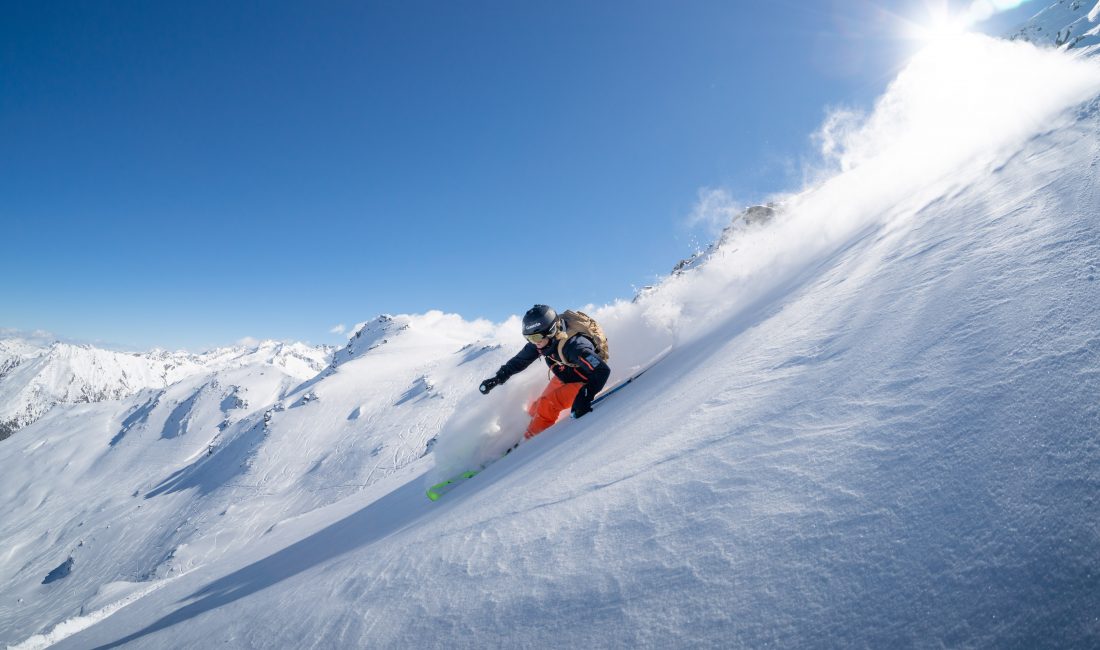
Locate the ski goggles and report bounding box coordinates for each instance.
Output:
[524,323,559,344]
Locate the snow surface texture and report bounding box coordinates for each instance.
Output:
[4,32,1100,649]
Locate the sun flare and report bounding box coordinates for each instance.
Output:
[916,13,972,42]
[902,0,1037,44]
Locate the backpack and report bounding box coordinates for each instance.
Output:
[556,310,610,366]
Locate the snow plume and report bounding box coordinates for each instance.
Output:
[815,34,1100,175]
[636,34,1100,346]
[430,306,677,482]
[430,372,537,481]
[686,187,744,237]
[431,35,1100,482]
[962,0,1037,26]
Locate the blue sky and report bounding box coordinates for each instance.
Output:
[1,1,1039,351]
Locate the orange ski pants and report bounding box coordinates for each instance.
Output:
[525,377,583,439]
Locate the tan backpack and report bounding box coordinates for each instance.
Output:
[555,310,610,366]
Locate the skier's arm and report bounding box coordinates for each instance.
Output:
[479,343,539,394]
[562,337,610,417]
[498,342,539,379]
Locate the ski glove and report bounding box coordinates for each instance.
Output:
[571,386,594,419]
[479,371,508,395]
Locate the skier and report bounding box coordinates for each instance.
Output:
[479,305,611,439]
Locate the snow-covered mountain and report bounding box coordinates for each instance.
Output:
[1008,0,1100,52]
[0,341,199,441]
[4,11,1100,650]
[0,340,331,441]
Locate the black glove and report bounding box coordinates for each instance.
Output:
[479,372,507,395]
[571,386,594,419]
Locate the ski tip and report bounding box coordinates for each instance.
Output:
[426,479,451,501]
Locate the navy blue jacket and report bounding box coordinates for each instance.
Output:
[496,334,611,395]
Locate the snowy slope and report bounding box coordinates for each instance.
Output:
[0,339,44,376]
[0,341,342,645]
[5,33,1100,649]
[1009,0,1100,53]
[0,315,521,646]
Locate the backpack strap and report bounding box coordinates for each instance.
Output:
[555,334,578,368]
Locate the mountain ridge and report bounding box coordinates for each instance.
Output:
[0,338,333,441]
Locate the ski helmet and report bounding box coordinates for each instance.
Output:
[522,304,560,340]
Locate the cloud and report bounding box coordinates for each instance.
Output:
[236,336,261,348]
[330,324,347,335]
[0,327,57,341]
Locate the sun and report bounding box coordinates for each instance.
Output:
[902,0,1037,43]
[908,6,973,43]
[921,13,971,40]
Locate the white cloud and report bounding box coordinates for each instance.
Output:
[0,327,56,340]
[330,324,347,335]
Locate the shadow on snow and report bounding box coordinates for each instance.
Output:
[93,473,433,649]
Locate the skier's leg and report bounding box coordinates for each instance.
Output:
[525,379,582,439]
[525,379,561,437]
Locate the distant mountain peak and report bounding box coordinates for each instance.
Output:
[0,336,331,441]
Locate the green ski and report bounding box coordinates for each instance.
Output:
[426,470,479,501]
